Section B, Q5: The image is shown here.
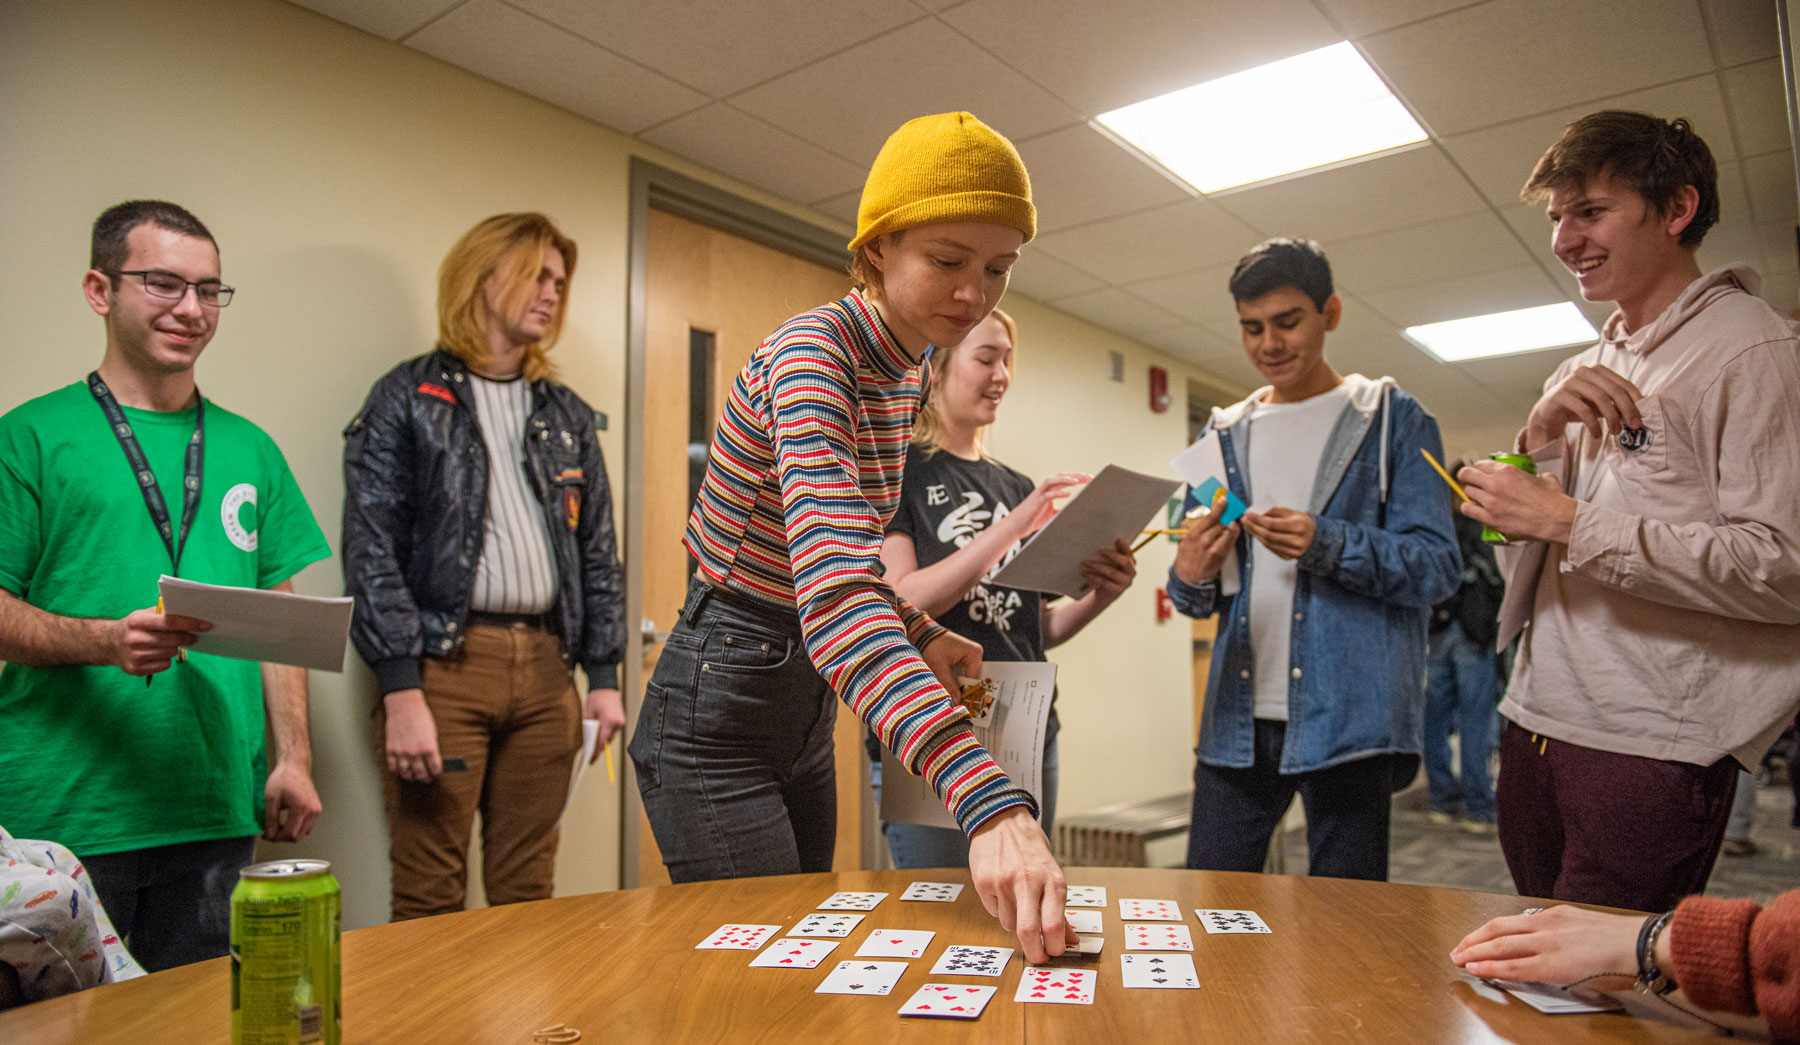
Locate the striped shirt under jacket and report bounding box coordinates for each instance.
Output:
[685,290,1034,835]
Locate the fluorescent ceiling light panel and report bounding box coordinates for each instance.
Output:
[1094,42,1427,194]
[1404,303,1599,362]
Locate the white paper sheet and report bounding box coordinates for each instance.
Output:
[157,576,353,672]
[880,661,1056,830]
[1169,433,1241,596]
[989,466,1182,598]
[559,719,602,824]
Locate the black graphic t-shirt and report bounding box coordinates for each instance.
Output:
[886,445,1044,664]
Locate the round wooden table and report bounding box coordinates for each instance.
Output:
[0,868,1724,1042]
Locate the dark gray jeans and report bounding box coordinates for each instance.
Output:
[79,834,256,972]
[631,580,838,883]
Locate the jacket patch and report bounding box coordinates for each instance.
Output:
[562,486,582,531]
[556,468,583,483]
[417,382,456,404]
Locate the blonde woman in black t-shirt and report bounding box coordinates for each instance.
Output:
[872,308,1138,867]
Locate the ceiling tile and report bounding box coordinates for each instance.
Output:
[1014,124,1195,231]
[1328,210,1536,294]
[1706,0,1781,66]
[1213,144,1488,243]
[940,0,1340,114]
[1742,150,1798,225]
[1314,0,1488,37]
[1050,287,1188,342]
[1034,200,1262,284]
[1441,74,1736,207]
[1724,58,1793,157]
[406,0,707,134]
[509,0,918,97]
[729,19,1082,166]
[1357,263,1568,327]
[1456,346,1575,404]
[287,0,459,40]
[811,190,861,227]
[1009,251,1106,302]
[1145,326,1260,383]
[638,104,867,204]
[1125,263,1243,326]
[1361,0,1712,137]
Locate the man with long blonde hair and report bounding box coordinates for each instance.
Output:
[343,213,624,919]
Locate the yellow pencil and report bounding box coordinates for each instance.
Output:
[1140,528,1188,536]
[1419,448,1471,503]
[604,742,616,784]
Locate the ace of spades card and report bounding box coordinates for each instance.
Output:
[1196,908,1271,934]
[1013,967,1096,1005]
[929,945,1012,977]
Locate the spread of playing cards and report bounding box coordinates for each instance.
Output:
[879,661,1055,830]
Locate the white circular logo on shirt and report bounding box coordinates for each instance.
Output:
[222,482,258,552]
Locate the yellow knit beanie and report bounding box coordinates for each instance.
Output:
[848,112,1035,252]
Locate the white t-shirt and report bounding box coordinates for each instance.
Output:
[1245,386,1349,721]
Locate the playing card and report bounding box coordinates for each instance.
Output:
[855,928,936,958]
[1495,981,1622,1014]
[1065,909,1103,935]
[1196,477,1247,526]
[818,891,887,911]
[1076,935,1105,956]
[898,983,997,1019]
[815,960,908,996]
[1064,886,1106,908]
[1013,967,1096,1005]
[929,945,1012,977]
[1118,898,1181,921]
[1125,923,1194,951]
[748,938,839,969]
[900,881,964,902]
[695,924,780,950]
[1195,909,1271,934]
[1121,953,1200,990]
[791,913,864,938]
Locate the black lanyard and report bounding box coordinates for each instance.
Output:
[87,371,204,577]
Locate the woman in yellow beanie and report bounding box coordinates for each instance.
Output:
[630,112,1078,962]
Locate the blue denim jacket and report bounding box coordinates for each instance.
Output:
[1166,376,1461,774]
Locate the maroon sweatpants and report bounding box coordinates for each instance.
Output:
[1496,722,1739,913]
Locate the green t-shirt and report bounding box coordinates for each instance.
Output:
[0,381,331,856]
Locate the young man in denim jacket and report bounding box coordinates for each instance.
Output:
[1167,239,1460,880]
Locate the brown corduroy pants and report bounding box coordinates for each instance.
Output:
[375,624,581,921]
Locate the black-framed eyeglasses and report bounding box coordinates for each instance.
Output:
[111,270,235,308]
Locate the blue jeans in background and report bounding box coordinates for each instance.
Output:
[630,581,838,883]
[79,834,255,972]
[874,731,1059,869]
[1423,621,1498,820]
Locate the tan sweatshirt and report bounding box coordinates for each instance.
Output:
[1496,265,1800,768]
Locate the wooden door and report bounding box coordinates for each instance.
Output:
[636,208,861,886]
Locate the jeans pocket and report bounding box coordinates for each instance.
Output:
[628,680,670,793]
[698,618,796,674]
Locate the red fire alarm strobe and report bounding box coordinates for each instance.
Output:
[1149,365,1170,413]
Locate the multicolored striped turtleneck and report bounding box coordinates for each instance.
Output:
[685,289,1035,834]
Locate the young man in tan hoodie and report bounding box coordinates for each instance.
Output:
[1459,111,1800,911]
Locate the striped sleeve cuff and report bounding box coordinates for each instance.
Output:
[916,723,1038,834]
[896,597,947,650]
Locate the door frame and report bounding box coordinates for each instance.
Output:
[621,159,868,886]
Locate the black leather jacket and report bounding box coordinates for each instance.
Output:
[342,348,624,695]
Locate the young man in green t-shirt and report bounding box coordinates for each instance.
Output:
[0,200,331,971]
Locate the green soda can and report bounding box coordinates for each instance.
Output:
[1481,452,1537,544]
[231,859,341,1045]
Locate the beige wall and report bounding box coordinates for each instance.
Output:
[0,0,1247,929]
